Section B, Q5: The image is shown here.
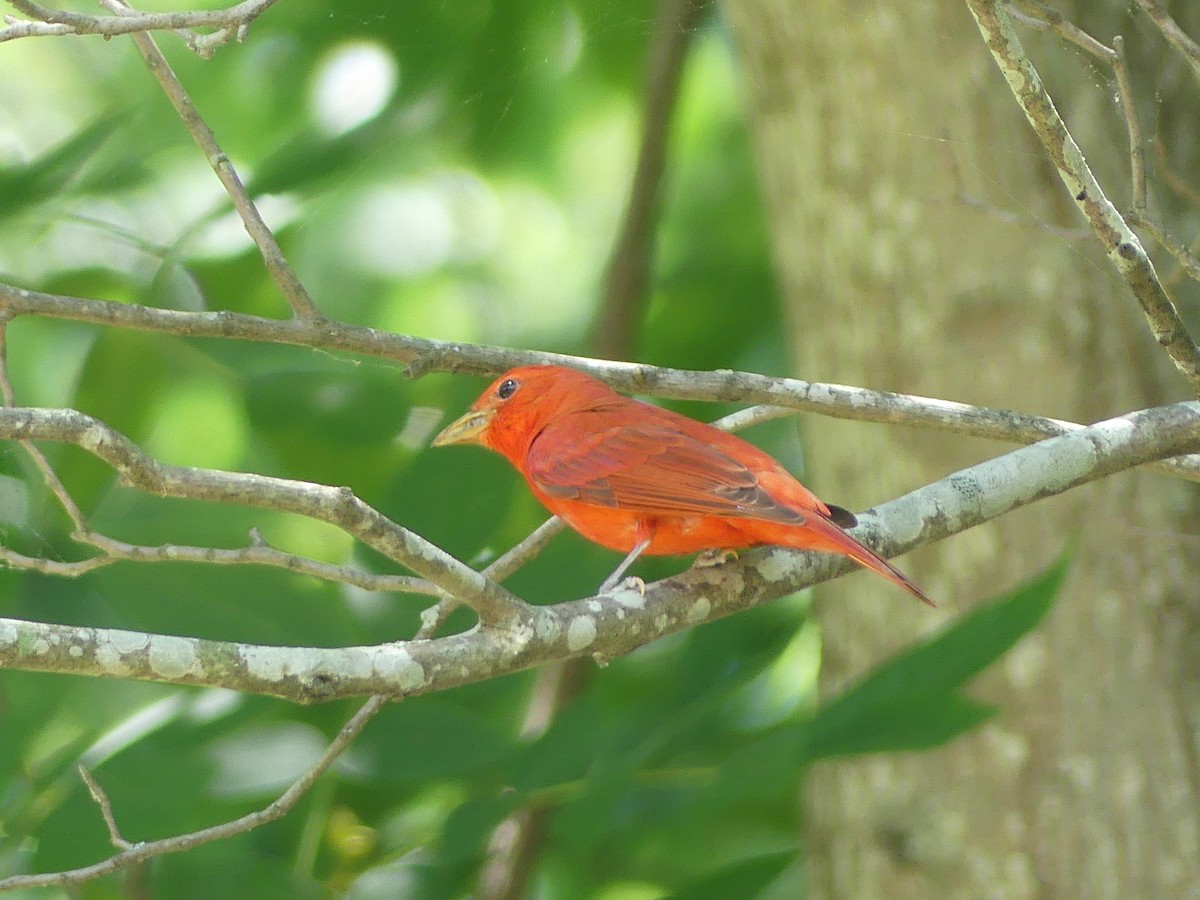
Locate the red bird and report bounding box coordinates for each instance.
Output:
[433,365,932,605]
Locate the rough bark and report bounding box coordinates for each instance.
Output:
[723,1,1200,897]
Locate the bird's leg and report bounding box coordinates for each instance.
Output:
[599,539,651,594]
[599,521,656,594]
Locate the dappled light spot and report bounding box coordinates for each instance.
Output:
[311,41,398,137]
[145,378,248,471]
[343,183,455,277]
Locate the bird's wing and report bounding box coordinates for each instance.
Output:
[526,419,806,525]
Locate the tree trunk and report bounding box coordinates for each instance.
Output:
[722,1,1200,897]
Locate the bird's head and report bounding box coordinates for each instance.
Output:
[432,364,619,463]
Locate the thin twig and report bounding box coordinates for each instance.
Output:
[78,766,132,850]
[1134,0,1200,86]
[0,406,530,626]
[4,283,1200,481]
[0,534,441,595]
[0,319,91,532]
[0,696,387,891]
[1,0,276,51]
[1009,0,1116,61]
[966,0,1200,397]
[1112,36,1147,214]
[1129,213,1200,284]
[416,516,568,639]
[96,0,322,320]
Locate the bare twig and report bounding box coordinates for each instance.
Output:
[0,534,440,594]
[4,283,1200,482]
[416,516,568,639]
[92,0,321,320]
[1134,0,1200,85]
[708,403,795,431]
[78,766,132,850]
[1112,36,1146,214]
[0,695,387,891]
[1009,0,1116,61]
[966,0,1200,397]
[0,406,530,626]
[3,401,1199,704]
[1129,212,1200,284]
[1,0,276,51]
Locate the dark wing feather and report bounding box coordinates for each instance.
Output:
[527,420,806,525]
[825,504,858,529]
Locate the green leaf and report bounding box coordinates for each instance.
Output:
[0,116,123,222]
[436,792,520,864]
[669,850,796,900]
[803,560,1067,759]
[359,700,517,782]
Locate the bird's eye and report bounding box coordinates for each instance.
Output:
[497,378,519,400]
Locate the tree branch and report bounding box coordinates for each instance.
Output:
[1134,0,1200,86]
[0,695,387,891]
[1,0,274,52]
[0,320,442,595]
[95,0,321,318]
[1,0,275,52]
[1008,4,1200,290]
[965,0,1200,396]
[4,400,1197,702]
[0,407,530,626]
[5,281,1200,483]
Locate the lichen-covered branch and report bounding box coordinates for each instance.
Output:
[4,400,1197,703]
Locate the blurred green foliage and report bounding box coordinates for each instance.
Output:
[0,2,1063,896]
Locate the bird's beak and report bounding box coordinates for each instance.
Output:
[431,409,494,447]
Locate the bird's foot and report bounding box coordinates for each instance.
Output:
[598,538,651,594]
[599,574,645,595]
[692,548,739,569]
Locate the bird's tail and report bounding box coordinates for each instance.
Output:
[752,514,935,607]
